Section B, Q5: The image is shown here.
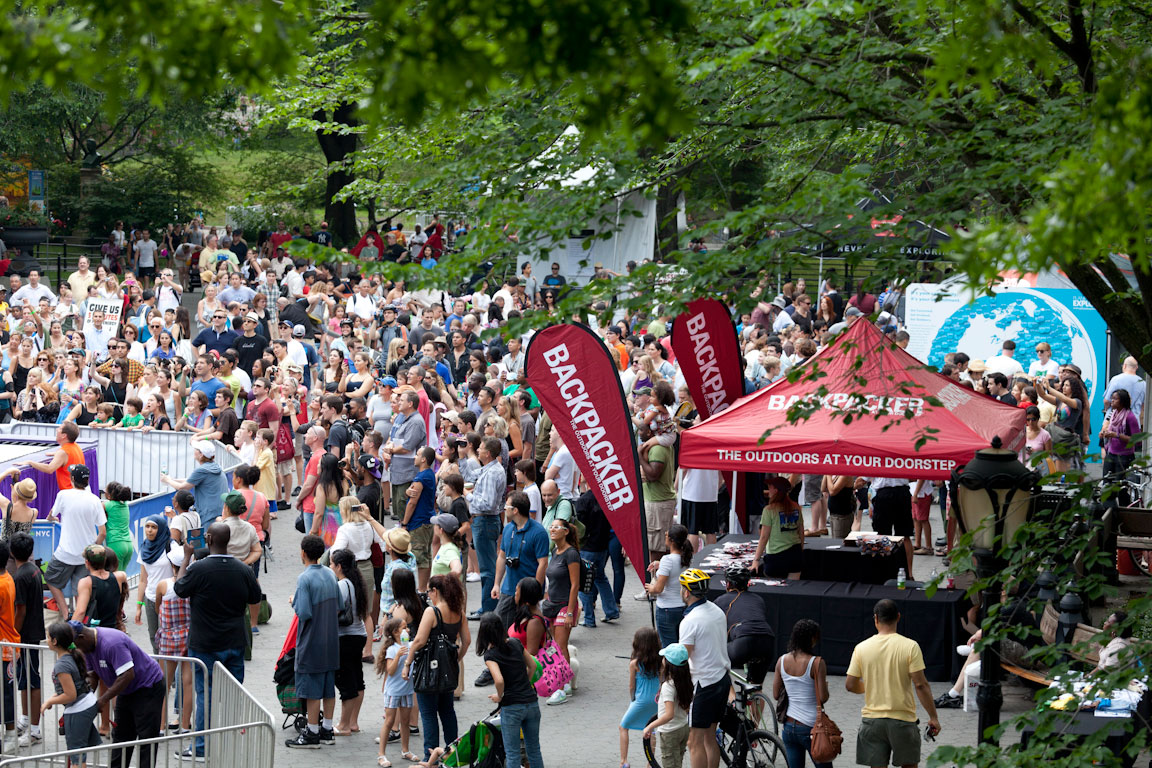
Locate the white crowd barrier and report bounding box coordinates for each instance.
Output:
[0,423,242,495]
[0,644,272,768]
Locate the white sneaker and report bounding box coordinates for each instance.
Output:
[466,572,481,583]
[633,591,653,601]
[956,645,973,657]
[14,717,28,734]
[17,732,42,748]
[545,688,568,705]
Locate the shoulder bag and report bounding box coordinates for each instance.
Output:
[808,656,843,762]
[411,606,459,694]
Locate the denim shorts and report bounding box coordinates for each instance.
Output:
[294,670,336,701]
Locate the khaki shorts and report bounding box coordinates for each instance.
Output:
[830,513,854,540]
[645,499,677,551]
[856,717,920,767]
[409,523,434,568]
[391,482,411,519]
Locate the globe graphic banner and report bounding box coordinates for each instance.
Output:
[905,285,1108,455]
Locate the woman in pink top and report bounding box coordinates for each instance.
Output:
[1019,405,1052,468]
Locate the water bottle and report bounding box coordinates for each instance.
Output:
[896,567,906,590]
[930,567,938,585]
[400,628,409,645]
[160,461,168,477]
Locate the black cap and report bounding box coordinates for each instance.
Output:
[69,464,91,486]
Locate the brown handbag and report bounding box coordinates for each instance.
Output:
[808,656,843,762]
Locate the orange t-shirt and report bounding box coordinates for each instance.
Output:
[56,442,86,490]
[0,573,20,660]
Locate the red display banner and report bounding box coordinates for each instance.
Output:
[672,298,751,530]
[526,323,648,580]
[671,298,745,418]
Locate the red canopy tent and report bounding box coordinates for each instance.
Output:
[679,320,1026,480]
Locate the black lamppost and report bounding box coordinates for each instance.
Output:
[950,436,1038,744]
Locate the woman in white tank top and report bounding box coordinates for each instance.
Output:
[773,619,832,768]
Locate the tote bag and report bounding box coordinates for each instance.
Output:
[532,620,574,697]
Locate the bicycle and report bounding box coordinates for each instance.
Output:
[729,668,777,735]
[642,677,785,768]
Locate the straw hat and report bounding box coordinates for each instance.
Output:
[13,479,36,501]
[385,528,411,555]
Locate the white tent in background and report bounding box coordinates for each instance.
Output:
[521,126,658,284]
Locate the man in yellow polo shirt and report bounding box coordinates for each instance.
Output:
[846,599,941,768]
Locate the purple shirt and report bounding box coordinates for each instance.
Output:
[1108,410,1141,456]
[83,628,164,694]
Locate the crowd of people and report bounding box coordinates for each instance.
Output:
[0,215,1141,768]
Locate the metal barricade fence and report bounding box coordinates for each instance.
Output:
[0,642,223,766]
[207,662,275,768]
[0,424,242,496]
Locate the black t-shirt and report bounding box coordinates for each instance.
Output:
[383,244,407,262]
[230,242,249,262]
[545,547,579,605]
[232,333,269,375]
[575,490,610,551]
[449,497,471,551]
[356,482,382,521]
[483,638,536,706]
[713,591,774,640]
[314,231,333,248]
[173,555,262,653]
[13,561,45,643]
[216,408,240,447]
[327,418,351,457]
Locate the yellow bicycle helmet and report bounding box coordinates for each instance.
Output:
[678,568,712,595]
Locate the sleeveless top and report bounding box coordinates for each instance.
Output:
[828,485,854,517]
[1,501,32,542]
[56,442,85,490]
[75,407,97,426]
[86,572,122,629]
[781,656,818,727]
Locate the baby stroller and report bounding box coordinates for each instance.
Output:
[433,710,505,768]
[272,614,306,732]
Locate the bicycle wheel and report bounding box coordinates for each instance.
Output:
[1133,550,1152,577]
[747,693,777,734]
[642,714,662,768]
[744,729,786,768]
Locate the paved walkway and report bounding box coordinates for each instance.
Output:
[110,508,1058,768]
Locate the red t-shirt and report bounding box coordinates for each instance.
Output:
[299,453,323,516]
[269,232,293,254]
[245,397,280,430]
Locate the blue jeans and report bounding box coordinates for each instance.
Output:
[472,515,500,613]
[577,550,619,625]
[417,690,458,760]
[782,721,832,768]
[608,531,625,604]
[654,606,684,648]
[499,702,543,768]
[190,647,245,755]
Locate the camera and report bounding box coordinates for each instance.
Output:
[507,557,521,570]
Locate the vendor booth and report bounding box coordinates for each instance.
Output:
[679,321,1028,680]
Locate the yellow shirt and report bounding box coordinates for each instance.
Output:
[846,632,925,722]
[255,447,278,500]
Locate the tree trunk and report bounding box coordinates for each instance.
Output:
[1064,258,1152,375]
[314,102,359,248]
[654,183,682,260]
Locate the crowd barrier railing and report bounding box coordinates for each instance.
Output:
[0,645,271,768]
[207,661,276,767]
[0,424,241,497]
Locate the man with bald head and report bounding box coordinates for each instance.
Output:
[1104,356,1146,426]
[173,521,262,761]
[540,479,572,533]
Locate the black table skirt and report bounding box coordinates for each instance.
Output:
[1018,710,1138,766]
[703,576,968,682]
[801,537,908,585]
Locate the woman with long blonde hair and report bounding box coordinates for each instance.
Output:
[384,337,411,378]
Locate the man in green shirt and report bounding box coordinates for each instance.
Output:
[638,423,676,562]
[540,479,573,553]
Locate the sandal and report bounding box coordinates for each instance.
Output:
[377,758,391,768]
[913,547,933,555]
[401,752,418,762]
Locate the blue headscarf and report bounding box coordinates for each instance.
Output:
[139,514,172,565]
